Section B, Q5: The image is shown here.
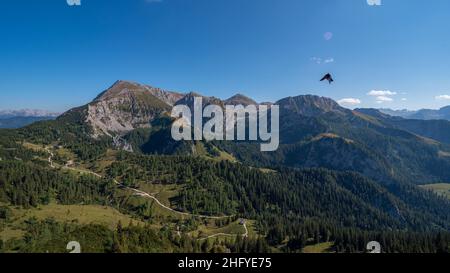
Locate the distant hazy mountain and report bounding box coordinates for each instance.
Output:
[0,109,60,119]
[0,109,60,128]
[0,116,57,129]
[357,108,450,146]
[378,108,417,118]
[380,106,450,121]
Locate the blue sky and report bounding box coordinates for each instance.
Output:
[1,0,450,112]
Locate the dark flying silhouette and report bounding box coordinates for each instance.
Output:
[320,73,334,84]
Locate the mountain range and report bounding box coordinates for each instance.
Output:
[0,109,60,119]
[50,81,450,219]
[43,80,450,187]
[380,106,450,121]
[3,80,450,252]
[0,109,60,129]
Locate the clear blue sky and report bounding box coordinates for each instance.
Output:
[2,0,450,112]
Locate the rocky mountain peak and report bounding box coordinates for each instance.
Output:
[277,95,346,117]
[94,80,142,101]
[85,80,183,137]
[224,94,257,106]
[95,80,183,106]
[175,92,224,109]
[64,82,355,138]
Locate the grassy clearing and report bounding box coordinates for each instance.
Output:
[0,227,25,241]
[137,183,181,207]
[55,147,78,162]
[0,203,145,242]
[302,242,334,253]
[118,189,188,221]
[194,142,238,163]
[91,149,117,174]
[245,220,257,237]
[420,183,450,200]
[192,220,246,238]
[248,166,277,174]
[21,142,48,152]
[10,203,142,229]
[215,150,238,163]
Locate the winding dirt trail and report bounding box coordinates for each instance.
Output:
[45,147,233,220]
[45,147,55,169]
[44,147,248,238]
[197,222,248,241]
[129,187,232,219]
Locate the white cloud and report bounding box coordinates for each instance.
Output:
[435,95,450,100]
[367,90,396,104]
[367,0,381,6]
[367,90,397,96]
[375,96,393,103]
[401,98,407,101]
[310,57,334,65]
[311,57,322,64]
[338,98,362,107]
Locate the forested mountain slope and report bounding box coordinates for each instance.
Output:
[3,81,450,253]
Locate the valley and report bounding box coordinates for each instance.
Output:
[3,0,450,259]
[2,81,450,253]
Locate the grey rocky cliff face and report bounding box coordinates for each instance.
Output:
[85,81,183,138]
[86,98,148,137]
